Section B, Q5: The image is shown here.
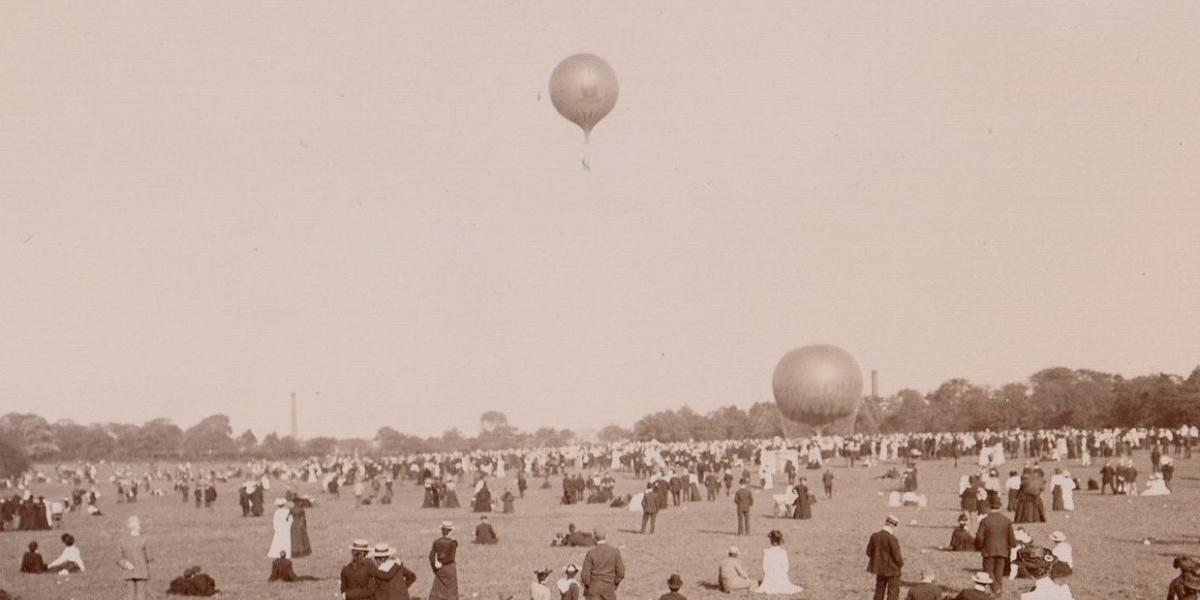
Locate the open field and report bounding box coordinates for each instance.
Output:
[2,451,1195,599]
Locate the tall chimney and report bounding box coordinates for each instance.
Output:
[870,370,878,401]
[290,392,299,439]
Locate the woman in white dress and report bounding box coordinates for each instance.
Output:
[1143,473,1171,496]
[1060,471,1076,511]
[266,498,293,559]
[756,530,803,594]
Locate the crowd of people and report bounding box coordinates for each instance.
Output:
[2,425,1198,599]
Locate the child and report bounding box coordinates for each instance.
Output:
[531,568,552,600]
[659,574,686,600]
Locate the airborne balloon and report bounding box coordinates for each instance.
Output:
[771,345,863,426]
[549,54,619,142]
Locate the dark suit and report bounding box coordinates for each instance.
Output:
[640,491,659,534]
[952,589,991,600]
[581,543,625,600]
[865,529,903,600]
[372,562,417,600]
[342,559,377,600]
[903,582,942,600]
[733,487,753,535]
[974,511,1015,593]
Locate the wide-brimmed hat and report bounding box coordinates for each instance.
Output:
[667,574,683,589]
[371,543,396,558]
[1049,531,1066,542]
[728,546,740,556]
[972,572,993,585]
[564,564,579,575]
[349,539,371,552]
[441,521,454,530]
[885,515,899,526]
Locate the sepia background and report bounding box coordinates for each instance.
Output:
[2,1,1198,439]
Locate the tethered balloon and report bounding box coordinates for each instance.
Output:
[549,54,619,143]
[772,345,863,427]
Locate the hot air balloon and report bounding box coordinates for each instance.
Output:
[772,345,863,427]
[549,54,619,143]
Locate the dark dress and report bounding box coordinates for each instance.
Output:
[502,492,515,514]
[429,536,459,600]
[289,506,312,558]
[1168,576,1200,600]
[443,487,461,509]
[1051,483,1064,511]
[20,551,47,573]
[791,484,812,519]
[472,485,492,513]
[948,525,975,551]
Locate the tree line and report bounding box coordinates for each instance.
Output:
[1,365,1198,471]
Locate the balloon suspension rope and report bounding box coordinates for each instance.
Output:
[582,132,591,171]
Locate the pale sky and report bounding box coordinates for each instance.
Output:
[2,2,1198,439]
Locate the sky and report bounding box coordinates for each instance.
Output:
[2,2,1199,439]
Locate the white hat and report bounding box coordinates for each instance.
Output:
[349,539,371,552]
[275,498,287,507]
[972,572,994,585]
[1049,531,1066,542]
[371,542,396,558]
[441,521,454,530]
[728,546,740,556]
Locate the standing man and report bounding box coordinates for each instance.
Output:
[1100,461,1116,495]
[974,502,1015,595]
[821,469,834,499]
[341,539,376,600]
[580,528,624,600]
[733,481,753,536]
[865,515,903,600]
[640,483,659,535]
[428,521,459,600]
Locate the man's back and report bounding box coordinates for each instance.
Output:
[866,530,903,576]
[975,513,1014,557]
[734,488,753,509]
[582,544,624,587]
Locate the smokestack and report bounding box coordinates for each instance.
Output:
[290,392,299,439]
[870,370,878,401]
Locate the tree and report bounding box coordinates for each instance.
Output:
[260,433,301,458]
[128,419,183,458]
[52,421,116,460]
[0,437,31,479]
[376,427,430,454]
[0,413,60,459]
[596,424,633,443]
[707,406,752,440]
[480,411,509,433]
[746,403,787,439]
[304,437,338,456]
[237,430,259,454]
[881,389,927,433]
[183,414,237,457]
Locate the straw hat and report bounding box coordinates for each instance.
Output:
[371,542,396,558]
[349,539,371,552]
[972,572,993,585]
[1049,531,1066,543]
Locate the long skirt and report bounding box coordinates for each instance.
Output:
[429,563,459,600]
[1051,487,1064,511]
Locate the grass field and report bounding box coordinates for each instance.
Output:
[1,451,1193,599]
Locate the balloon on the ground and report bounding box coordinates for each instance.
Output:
[549,54,619,142]
[772,344,863,426]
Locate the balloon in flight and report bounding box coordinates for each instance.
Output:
[549,54,619,143]
[772,344,863,426]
